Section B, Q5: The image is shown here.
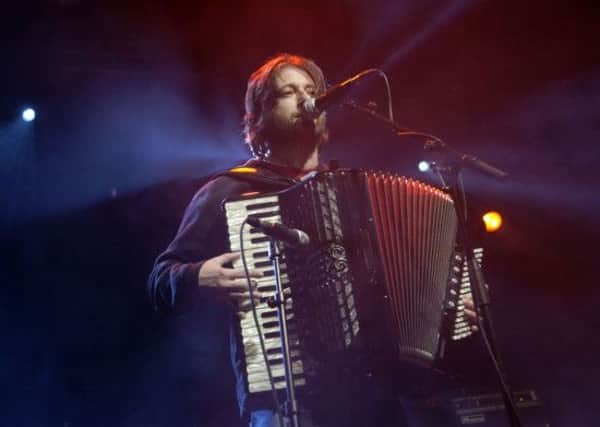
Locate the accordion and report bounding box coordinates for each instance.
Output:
[224,169,476,395]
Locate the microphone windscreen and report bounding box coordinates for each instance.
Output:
[246,216,262,228]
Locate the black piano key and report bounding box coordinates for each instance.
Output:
[272,374,306,383]
[263,331,280,339]
[253,251,269,259]
[266,347,283,355]
[261,311,277,319]
[255,260,274,268]
[267,354,305,366]
[262,320,280,329]
[245,201,280,211]
[261,319,298,329]
[262,269,287,277]
[251,236,270,244]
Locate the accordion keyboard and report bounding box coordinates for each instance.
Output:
[445,247,484,341]
[225,195,307,394]
[452,247,484,340]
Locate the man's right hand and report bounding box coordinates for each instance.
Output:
[198,252,263,310]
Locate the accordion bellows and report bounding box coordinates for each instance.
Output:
[366,173,458,363]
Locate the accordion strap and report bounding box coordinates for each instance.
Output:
[211,163,299,190]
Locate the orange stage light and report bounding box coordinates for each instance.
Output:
[482,211,503,232]
[240,191,260,197]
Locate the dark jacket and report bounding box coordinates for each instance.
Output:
[147,160,304,420]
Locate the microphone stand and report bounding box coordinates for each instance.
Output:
[345,101,522,427]
[268,238,300,427]
[437,162,522,427]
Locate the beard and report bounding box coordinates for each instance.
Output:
[270,113,315,139]
[264,112,327,153]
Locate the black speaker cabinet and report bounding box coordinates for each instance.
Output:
[402,390,550,427]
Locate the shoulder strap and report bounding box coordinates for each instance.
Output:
[210,165,298,189]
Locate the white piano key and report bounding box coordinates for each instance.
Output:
[248,377,306,393]
[227,213,282,227]
[240,311,295,328]
[246,363,305,379]
[241,324,299,339]
[242,336,286,352]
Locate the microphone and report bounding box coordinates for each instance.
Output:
[246,217,310,247]
[301,69,375,119]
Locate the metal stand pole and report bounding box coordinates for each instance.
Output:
[444,166,522,427]
[268,238,300,427]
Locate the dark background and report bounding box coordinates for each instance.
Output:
[1,0,599,426]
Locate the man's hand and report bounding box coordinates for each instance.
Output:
[462,296,480,332]
[198,252,263,310]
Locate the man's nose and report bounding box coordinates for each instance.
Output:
[297,90,313,104]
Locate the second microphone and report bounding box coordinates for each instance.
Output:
[246,217,310,247]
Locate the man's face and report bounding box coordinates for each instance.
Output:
[266,65,321,145]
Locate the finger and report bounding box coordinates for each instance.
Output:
[215,252,241,266]
[463,308,478,321]
[237,301,252,314]
[230,291,262,303]
[462,296,475,309]
[237,299,261,314]
[218,283,248,293]
[463,307,477,316]
[223,268,264,279]
[229,292,251,302]
[224,278,260,289]
[238,297,262,307]
[237,287,263,299]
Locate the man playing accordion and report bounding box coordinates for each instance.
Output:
[148,53,477,427]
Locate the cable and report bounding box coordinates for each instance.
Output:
[343,68,395,122]
[376,69,394,123]
[239,219,284,426]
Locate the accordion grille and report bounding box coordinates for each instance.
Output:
[366,173,458,364]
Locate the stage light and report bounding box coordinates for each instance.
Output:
[22,108,36,122]
[482,211,502,232]
[418,161,430,172]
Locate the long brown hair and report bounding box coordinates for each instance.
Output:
[243,53,328,157]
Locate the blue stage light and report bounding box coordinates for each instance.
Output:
[22,108,36,122]
[418,161,430,172]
